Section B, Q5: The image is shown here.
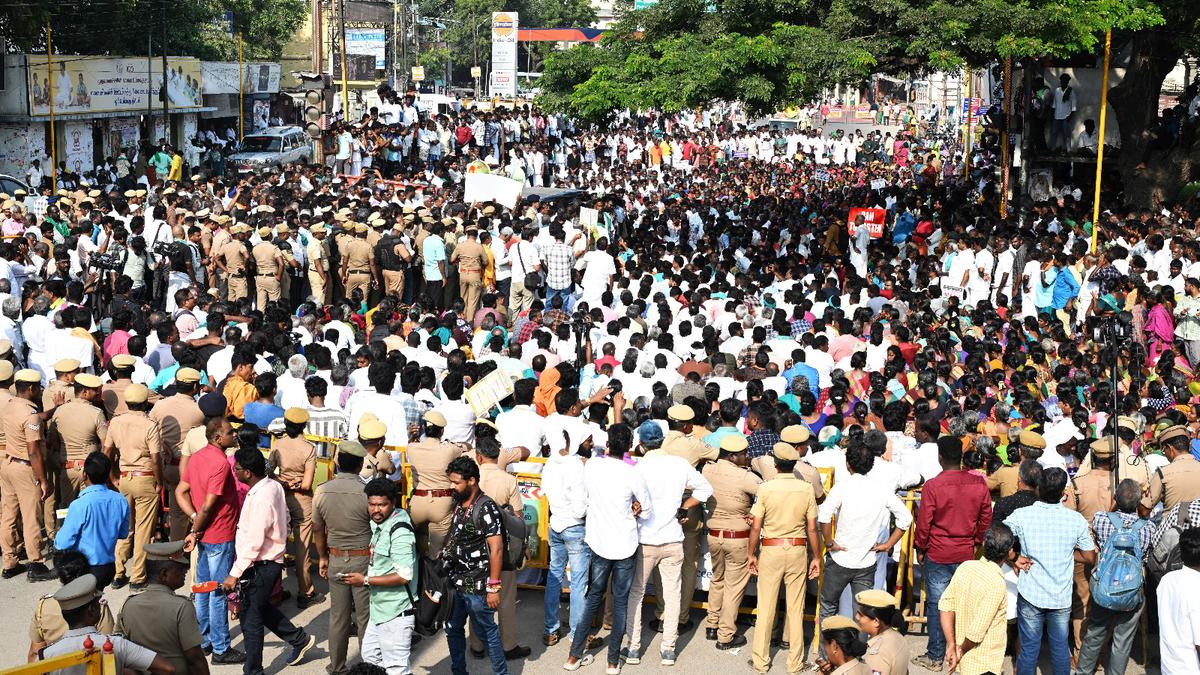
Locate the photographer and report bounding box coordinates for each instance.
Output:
[159,226,196,312]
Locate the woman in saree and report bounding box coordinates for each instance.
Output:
[1145,286,1177,367]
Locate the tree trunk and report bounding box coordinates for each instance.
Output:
[1107,28,1191,207]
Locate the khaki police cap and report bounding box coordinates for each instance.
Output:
[53,358,81,373]
[482,205,496,215]
[112,354,138,368]
[821,615,858,631]
[1018,430,1047,449]
[360,412,379,425]
[0,361,14,381]
[1116,415,1140,432]
[354,223,368,234]
[257,226,272,238]
[360,420,387,441]
[276,224,291,234]
[370,218,387,228]
[310,224,327,234]
[144,540,188,563]
[176,367,201,384]
[780,425,811,444]
[53,574,100,611]
[1156,424,1190,445]
[402,206,415,215]
[14,189,27,197]
[74,373,102,389]
[87,189,101,198]
[1090,436,1117,458]
[771,442,800,461]
[284,407,310,424]
[124,384,149,404]
[123,189,137,198]
[15,368,40,383]
[134,189,146,198]
[195,208,211,218]
[719,435,749,453]
[0,339,11,355]
[667,404,694,422]
[856,589,898,609]
[58,197,74,207]
[424,410,447,427]
[338,440,367,458]
[161,187,176,196]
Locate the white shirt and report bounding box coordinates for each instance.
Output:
[542,453,588,533]
[436,399,476,445]
[275,373,309,410]
[1157,566,1200,674]
[818,472,913,569]
[634,452,712,546]
[582,454,653,560]
[345,389,410,446]
[495,405,546,454]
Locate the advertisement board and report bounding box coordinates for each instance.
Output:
[847,207,887,238]
[200,62,280,95]
[63,121,94,174]
[27,56,203,116]
[490,12,519,97]
[346,28,387,69]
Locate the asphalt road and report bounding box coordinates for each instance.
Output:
[1,571,1162,674]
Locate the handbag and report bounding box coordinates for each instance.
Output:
[518,242,542,290]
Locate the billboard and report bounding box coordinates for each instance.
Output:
[200,62,281,95]
[490,12,519,97]
[346,28,386,69]
[27,56,203,116]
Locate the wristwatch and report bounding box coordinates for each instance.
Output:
[362,576,371,588]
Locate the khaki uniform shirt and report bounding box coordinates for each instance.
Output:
[180,424,208,459]
[270,435,316,490]
[750,474,816,540]
[307,240,327,275]
[345,239,373,272]
[219,240,248,274]
[703,458,761,531]
[251,242,282,277]
[1066,469,1115,533]
[407,439,466,490]
[42,379,75,412]
[312,473,373,549]
[751,456,826,500]
[101,379,159,419]
[360,449,395,481]
[987,464,1020,498]
[116,584,203,675]
[478,463,521,512]
[4,397,41,460]
[451,239,485,274]
[662,429,719,466]
[0,389,12,448]
[30,595,114,647]
[50,399,107,461]
[1143,454,1200,512]
[1076,444,1150,492]
[830,660,873,675]
[149,394,204,464]
[109,411,162,473]
[865,627,909,675]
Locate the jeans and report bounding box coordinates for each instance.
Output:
[923,560,961,661]
[240,561,308,675]
[1016,594,1071,675]
[569,552,636,666]
[195,540,235,654]
[545,285,573,308]
[363,613,415,675]
[544,525,593,640]
[1075,598,1142,675]
[818,556,875,656]
[447,592,507,675]
[1049,117,1072,151]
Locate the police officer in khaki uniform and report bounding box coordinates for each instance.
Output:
[856,589,909,675]
[340,223,377,299]
[1,369,56,581]
[105,384,163,590]
[217,224,251,302]
[275,224,302,303]
[269,408,320,607]
[652,403,718,632]
[988,430,1046,498]
[702,434,761,648]
[102,354,160,419]
[44,359,79,411]
[306,224,331,304]
[148,368,204,540]
[1075,416,1150,493]
[378,222,412,299]
[358,419,396,480]
[753,426,827,500]
[40,358,80,536]
[312,440,373,675]
[406,410,466,554]
[116,541,209,675]
[1142,424,1200,513]
[49,373,107,505]
[747,442,819,674]
[451,227,486,323]
[27,550,116,661]
[251,226,284,309]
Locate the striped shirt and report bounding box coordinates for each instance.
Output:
[938,559,1008,675]
[304,404,348,458]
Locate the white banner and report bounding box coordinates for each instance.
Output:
[465,173,524,209]
[200,62,281,94]
[490,12,519,97]
[63,121,93,175]
[346,28,387,68]
[27,55,202,116]
[0,125,40,178]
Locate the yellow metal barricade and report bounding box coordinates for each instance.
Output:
[3,644,118,675]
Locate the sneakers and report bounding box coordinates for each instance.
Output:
[716,634,747,650]
[27,562,55,583]
[287,635,316,667]
[619,647,640,665]
[661,649,677,666]
[210,649,246,665]
[563,654,594,671]
[911,654,943,672]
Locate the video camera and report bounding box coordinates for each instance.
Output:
[89,253,123,271]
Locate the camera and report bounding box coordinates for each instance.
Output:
[153,240,184,257]
[90,253,123,271]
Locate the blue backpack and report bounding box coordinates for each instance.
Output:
[1091,512,1147,612]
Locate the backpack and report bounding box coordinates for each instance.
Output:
[1149,500,1195,578]
[376,235,405,272]
[470,494,528,572]
[391,520,455,636]
[1090,512,1147,612]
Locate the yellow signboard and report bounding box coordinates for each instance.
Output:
[411,66,425,82]
[27,55,204,116]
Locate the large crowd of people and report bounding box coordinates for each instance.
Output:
[1,91,1199,675]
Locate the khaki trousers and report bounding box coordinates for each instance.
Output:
[345,271,370,299]
[655,518,701,624]
[706,534,751,642]
[0,460,45,567]
[459,271,482,324]
[628,542,685,653]
[115,475,159,583]
[256,276,280,309]
[382,269,405,298]
[228,275,248,302]
[327,553,371,675]
[307,271,328,305]
[60,464,87,505]
[285,490,315,597]
[751,543,808,673]
[509,280,534,318]
[408,494,453,555]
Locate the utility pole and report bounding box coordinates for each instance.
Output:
[161,0,169,145]
[47,22,57,189]
[339,0,349,119]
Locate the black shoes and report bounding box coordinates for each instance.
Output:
[287,635,317,666]
[706,627,718,641]
[716,634,747,650]
[297,592,325,610]
[27,562,55,582]
[111,577,129,590]
[211,648,246,665]
[505,646,532,660]
[129,582,147,591]
[2,564,27,579]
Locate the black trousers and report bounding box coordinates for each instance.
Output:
[240,561,306,675]
[91,563,116,591]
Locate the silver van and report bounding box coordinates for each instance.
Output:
[228,126,312,173]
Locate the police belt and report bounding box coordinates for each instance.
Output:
[708,528,751,539]
[761,537,807,547]
[413,488,453,498]
[348,269,371,275]
[5,455,30,465]
[329,547,371,557]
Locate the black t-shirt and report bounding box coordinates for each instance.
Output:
[445,495,502,595]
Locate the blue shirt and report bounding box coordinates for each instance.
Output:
[243,402,284,447]
[423,237,446,282]
[1050,265,1080,310]
[149,363,210,392]
[1004,501,1095,609]
[55,484,130,565]
[781,362,820,398]
[703,427,743,449]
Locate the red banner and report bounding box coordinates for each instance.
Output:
[847,207,887,238]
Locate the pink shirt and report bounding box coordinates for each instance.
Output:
[229,477,289,578]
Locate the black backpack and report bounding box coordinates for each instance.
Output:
[469,494,528,572]
[376,235,405,271]
[391,520,455,635]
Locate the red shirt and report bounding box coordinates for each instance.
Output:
[915,469,993,564]
[183,443,241,544]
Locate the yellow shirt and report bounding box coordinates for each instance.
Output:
[168,154,183,181]
[222,375,257,421]
[937,559,1007,675]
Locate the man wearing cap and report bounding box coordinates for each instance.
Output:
[1075,416,1150,493]
[748,441,820,673]
[251,227,284,309]
[1,368,56,582]
[702,434,761,648]
[988,430,1047,499]
[44,359,79,412]
[48,372,107,506]
[312,440,373,675]
[39,573,173,675]
[117,540,210,675]
[1141,424,1200,514]
[149,368,205,540]
[407,410,468,554]
[451,227,486,323]
[269,408,320,607]
[358,419,397,481]
[216,227,250,302]
[306,224,331,304]
[752,426,826,501]
[102,354,160,418]
[104,383,163,591]
[341,224,376,300]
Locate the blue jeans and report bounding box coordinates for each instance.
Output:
[446,592,507,675]
[195,540,235,654]
[922,560,961,661]
[545,285,573,308]
[569,552,636,667]
[1016,594,1071,675]
[544,525,592,640]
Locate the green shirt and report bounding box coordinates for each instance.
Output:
[368,509,418,623]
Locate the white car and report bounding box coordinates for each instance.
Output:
[227,126,312,173]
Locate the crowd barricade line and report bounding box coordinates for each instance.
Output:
[1,645,117,675]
